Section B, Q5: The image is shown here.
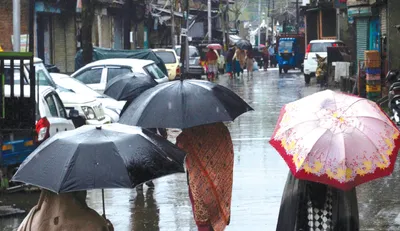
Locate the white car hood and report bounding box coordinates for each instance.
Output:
[58,91,97,105]
[98,98,126,110]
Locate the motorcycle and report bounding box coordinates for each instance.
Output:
[386,70,400,125]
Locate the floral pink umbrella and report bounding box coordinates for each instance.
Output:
[270,90,400,190]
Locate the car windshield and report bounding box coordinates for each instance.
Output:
[155,51,177,64]
[54,77,104,98]
[175,47,199,58]
[144,63,166,79]
[4,62,57,88]
[310,42,343,52]
[279,41,294,50]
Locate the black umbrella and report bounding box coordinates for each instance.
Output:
[104,72,157,101]
[12,123,186,216]
[235,39,252,50]
[118,79,253,129]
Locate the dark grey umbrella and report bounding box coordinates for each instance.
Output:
[104,72,157,101]
[118,79,253,129]
[11,123,186,192]
[235,39,252,50]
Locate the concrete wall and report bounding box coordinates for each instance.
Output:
[387,0,400,69]
[0,0,30,51]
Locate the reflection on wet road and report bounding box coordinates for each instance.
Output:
[2,69,400,230]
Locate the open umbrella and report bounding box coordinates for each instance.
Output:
[235,39,252,50]
[118,79,253,129]
[104,72,157,101]
[270,90,400,190]
[12,123,186,216]
[207,44,222,50]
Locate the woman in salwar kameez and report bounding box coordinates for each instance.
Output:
[276,172,359,231]
[176,122,234,231]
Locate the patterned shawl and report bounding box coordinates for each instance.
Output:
[176,123,234,231]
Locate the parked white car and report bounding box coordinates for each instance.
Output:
[70,58,169,93]
[50,73,125,122]
[303,39,346,84]
[4,85,76,141]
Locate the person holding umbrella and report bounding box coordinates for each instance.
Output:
[270,90,400,231]
[17,190,114,231]
[245,49,255,77]
[233,48,245,77]
[225,46,235,79]
[176,122,234,231]
[206,48,219,81]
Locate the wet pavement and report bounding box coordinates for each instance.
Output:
[1,68,400,230]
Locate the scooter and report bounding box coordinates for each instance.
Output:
[386,70,400,124]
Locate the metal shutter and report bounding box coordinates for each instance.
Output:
[356,18,369,67]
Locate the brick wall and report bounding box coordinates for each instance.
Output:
[0,0,30,51]
[387,0,400,69]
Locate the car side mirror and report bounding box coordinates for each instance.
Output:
[68,109,80,118]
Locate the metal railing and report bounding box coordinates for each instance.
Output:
[0,52,35,131]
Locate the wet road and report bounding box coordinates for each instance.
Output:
[1,68,400,230]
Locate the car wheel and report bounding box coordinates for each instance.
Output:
[304,74,311,84]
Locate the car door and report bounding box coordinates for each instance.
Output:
[73,66,106,93]
[43,91,75,137]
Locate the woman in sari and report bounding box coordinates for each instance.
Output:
[276,172,359,231]
[176,122,234,231]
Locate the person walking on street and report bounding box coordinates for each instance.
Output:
[268,44,276,67]
[276,172,359,231]
[233,48,245,77]
[262,47,270,71]
[245,49,254,77]
[225,47,235,79]
[176,122,234,231]
[206,48,219,81]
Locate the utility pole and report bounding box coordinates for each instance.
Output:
[208,0,212,43]
[296,0,299,34]
[29,0,34,53]
[179,0,190,77]
[171,0,176,48]
[266,0,270,44]
[13,0,21,52]
[257,0,261,46]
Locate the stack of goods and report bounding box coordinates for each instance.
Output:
[365,51,381,101]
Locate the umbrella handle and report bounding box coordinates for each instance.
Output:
[102,189,106,219]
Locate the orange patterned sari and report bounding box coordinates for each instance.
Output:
[176,123,234,231]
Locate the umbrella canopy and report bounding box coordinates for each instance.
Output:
[235,39,252,50]
[104,72,157,101]
[11,123,186,193]
[270,90,400,190]
[207,44,222,50]
[118,79,253,129]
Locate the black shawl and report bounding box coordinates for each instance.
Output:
[276,172,359,231]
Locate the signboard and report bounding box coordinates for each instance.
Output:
[348,6,373,17]
[11,34,29,52]
[334,0,347,9]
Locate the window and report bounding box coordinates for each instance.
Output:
[310,43,334,52]
[4,68,24,84]
[44,94,58,117]
[144,64,166,79]
[279,41,294,50]
[107,66,132,81]
[53,94,67,118]
[37,69,53,86]
[175,47,200,58]
[75,68,103,84]
[155,51,177,64]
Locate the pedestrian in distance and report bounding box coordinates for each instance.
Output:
[245,49,255,77]
[276,172,359,231]
[176,122,234,231]
[206,48,219,81]
[225,47,235,79]
[233,48,245,77]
